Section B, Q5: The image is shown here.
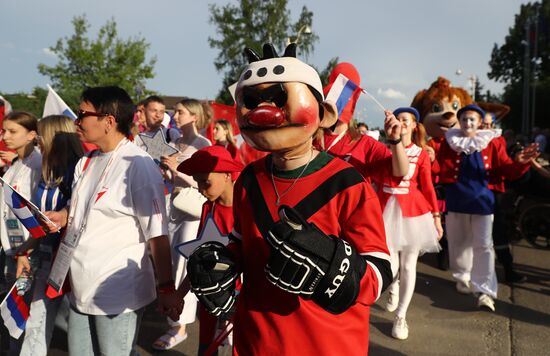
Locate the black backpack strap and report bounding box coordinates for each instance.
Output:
[241,163,275,238]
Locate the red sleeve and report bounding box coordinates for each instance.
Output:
[418,151,439,212]
[363,136,392,180]
[492,139,530,181]
[340,182,391,305]
[431,158,440,176]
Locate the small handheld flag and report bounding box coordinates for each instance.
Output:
[0,283,30,339]
[325,73,361,116]
[43,84,77,120]
[0,177,48,239]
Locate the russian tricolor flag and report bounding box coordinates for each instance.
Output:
[3,182,46,239]
[0,284,30,339]
[43,84,77,120]
[325,73,360,116]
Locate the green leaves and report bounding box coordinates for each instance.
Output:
[208,0,319,104]
[37,15,156,108]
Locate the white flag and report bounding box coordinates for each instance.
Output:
[43,84,76,120]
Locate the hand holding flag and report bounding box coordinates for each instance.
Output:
[0,177,58,239]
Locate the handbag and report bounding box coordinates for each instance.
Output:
[172,186,206,219]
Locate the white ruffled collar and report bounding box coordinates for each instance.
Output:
[445,129,501,154]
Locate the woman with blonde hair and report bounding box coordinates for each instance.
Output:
[213,119,240,161]
[156,98,211,350]
[16,115,84,355]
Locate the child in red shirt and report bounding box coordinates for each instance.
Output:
[175,145,244,355]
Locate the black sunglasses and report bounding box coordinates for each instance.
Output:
[242,83,288,110]
[75,110,110,124]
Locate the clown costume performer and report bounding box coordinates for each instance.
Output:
[436,104,538,311]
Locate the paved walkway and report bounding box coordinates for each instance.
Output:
[7,239,550,355]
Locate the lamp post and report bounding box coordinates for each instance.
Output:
[287,25,312,45]
[455,69,478,101]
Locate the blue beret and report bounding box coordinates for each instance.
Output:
[457,104,486,119]
[393,107,420,122]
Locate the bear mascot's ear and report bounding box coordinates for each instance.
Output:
[477,102,511,120]
[411,89,427,120]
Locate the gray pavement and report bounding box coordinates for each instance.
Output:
[18,239,550,355]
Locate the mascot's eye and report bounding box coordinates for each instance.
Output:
[242,84,288,110]
[452,101,459,111]
[432,103,443,113]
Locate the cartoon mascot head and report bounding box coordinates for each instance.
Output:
[234,43,338,152]
[411,76,473,139]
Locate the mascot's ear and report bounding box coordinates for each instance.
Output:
[319,101,338,128]
[477,102,511,120]
[262,43,279,59]
[283,43,297,58]
[410,89,427,121]
[245,48,261,63]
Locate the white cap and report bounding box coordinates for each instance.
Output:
[236,57,323,100]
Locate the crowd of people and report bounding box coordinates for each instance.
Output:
[0,43,548,355]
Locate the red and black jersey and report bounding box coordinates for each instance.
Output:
[229,153,390,356]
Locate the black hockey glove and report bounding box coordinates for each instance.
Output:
[264,206,367,314]
[187,241,238,316]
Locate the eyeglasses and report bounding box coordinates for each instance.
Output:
[75,110,110,125]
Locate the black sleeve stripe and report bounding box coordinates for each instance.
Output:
[364,255,392,298]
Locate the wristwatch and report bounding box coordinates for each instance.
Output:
[387,137,402,145]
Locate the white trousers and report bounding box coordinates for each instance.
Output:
[446,212,498,298]
[388,247,420,318]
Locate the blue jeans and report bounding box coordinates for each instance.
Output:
[68,306,144,356]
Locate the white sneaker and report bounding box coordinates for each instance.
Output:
[385,292,399,312]
[456,280,471,294]
[392,317,409,340]
[477,294,496,312]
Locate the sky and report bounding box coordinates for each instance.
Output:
[0,0,529,128]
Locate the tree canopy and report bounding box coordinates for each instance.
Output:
[38,15,156,108]
[208,0,335,104]
[488,1,550,132]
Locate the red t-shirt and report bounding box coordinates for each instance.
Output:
[198,201,234,237]
[323,132,391,182]
[229,155,389,356]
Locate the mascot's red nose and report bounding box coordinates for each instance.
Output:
[244,106,286,128]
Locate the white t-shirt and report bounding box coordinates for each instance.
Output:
[0,148,42,255]
[67,140,168,315]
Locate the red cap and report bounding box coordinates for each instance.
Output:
[177,145,244,175]
[323,62,361,124]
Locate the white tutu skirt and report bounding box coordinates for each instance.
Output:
[383,196,441,254]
